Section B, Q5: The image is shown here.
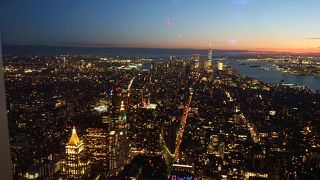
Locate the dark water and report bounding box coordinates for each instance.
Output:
[225,60,320,92]
[2,45,252,57]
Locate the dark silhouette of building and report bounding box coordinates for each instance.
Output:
[0,35,13,179]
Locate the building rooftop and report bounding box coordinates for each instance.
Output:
[68,127,80,146]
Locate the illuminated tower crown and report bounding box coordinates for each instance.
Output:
[119,101,126,121]
[208,42,213,61]
[68,126,81,146]
[63,127,89,178]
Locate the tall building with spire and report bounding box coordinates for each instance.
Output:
[118,100,127,122]
[208,42,213,61]
[62,127,90,179]
[116,100,129,165]
[108,100,129,175]
[205,42,213,71]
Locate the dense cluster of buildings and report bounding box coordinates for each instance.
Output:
[2,48,320,179]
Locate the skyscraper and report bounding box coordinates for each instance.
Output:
[62,56,66,68]
[217,62,224,71]
[208,42,213,61]
[62,127,90,179]
[0,35,13,180]
[192,54,200,70]
[86,127,108,173]
[205,42,213,71]
[118,100,127,121]
[115,101,129,168]
[108,101,129,175]
[108,130,117,173]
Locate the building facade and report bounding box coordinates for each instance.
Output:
[62,127,90,179]
[205,44,213,71]
[86,127,108,173]
[0,36,12,180]
[108,101,129,175]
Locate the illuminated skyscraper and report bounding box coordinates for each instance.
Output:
[0,35,12,180]
[208,42,213,61]
[86,127,108,173]
[192,54,200,70]
[205,42,213,71]
[62,57,66,68]
[108,130,117,172]
[210,134,220,156]
[116,101,129,169]
[62,127,90,179]
[108,101,129,175]
[118,100,127,121]
[217,62,224,71]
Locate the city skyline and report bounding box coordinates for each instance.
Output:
[1,0,320,54]
[2,1,320,178]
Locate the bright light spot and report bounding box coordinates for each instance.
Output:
[94,105,108,112]
[228,39,238,45]
[232,0,248,5]
[165,17,174,25]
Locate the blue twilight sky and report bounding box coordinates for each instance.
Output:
[1,0,320,52]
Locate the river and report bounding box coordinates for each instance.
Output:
[225,60,320,92]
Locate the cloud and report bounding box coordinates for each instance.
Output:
[52,42,120,47]
[305,37,320,39]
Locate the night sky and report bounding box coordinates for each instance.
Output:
[1,0,320,53]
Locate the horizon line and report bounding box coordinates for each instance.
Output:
[2,43,320,55]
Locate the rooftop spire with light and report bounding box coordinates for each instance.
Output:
[208,42,213,61]
[68,126,80,146]
[119,100,127,121]
[120,100,125,111]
